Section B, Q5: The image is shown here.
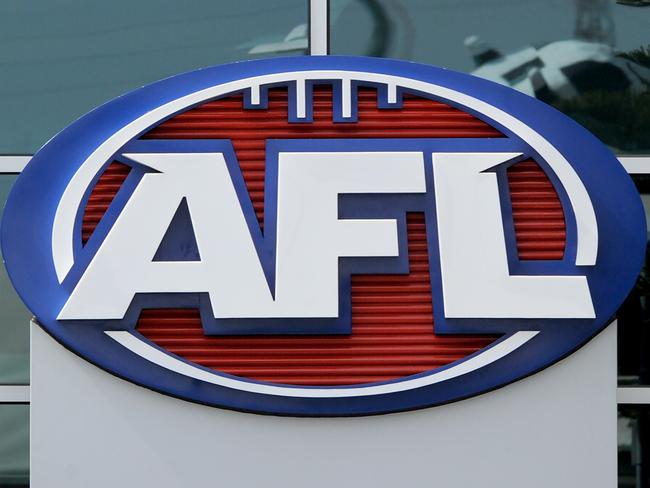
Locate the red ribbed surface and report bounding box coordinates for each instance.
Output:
[138,213,495,385]
[507,160,566,260]
[145,87,502,226]
[81,85,565,386]
[81,162,130,243]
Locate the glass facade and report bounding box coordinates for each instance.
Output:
[2,1,650,486]
[330,0,650,152]
[0,176,29,385]
[0,405,28,487]
[620,404,650,487]
[0,0,308,154]
[619,176,650,388]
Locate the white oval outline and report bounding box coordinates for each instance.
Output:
[106,330,538,398]
[51,69,598,282]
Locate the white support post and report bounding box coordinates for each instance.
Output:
[618,157,650,174]
[309,0,329,55]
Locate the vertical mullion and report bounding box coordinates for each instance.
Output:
[309,0,329,55]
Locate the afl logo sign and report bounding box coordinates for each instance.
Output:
[2,57,645,416]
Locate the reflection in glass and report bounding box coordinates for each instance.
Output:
[0,176,30,385]
[619,405,650,488]
[0,405,28,487]
[619,177,650,387]
[330,0,650,152]
[0,0,307,154]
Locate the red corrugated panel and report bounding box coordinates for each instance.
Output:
[145,87,502,227]
[81,85,565,386]
[137,213,494,385]
[507,160,566,260]
[81,162,130,243]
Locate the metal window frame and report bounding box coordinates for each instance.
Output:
[0,157,29,174]
[0,386,29,404]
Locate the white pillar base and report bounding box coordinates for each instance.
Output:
[31,321,617,488]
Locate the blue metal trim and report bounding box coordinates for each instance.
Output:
[1,56,645,416]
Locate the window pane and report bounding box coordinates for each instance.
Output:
[619,404,650,487]
[0,175,30,385]
[330,0,650,153]
[0,0,308,154]
[0,405,28,487]
[619,176,650,386]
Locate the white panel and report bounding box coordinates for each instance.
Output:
[59,150,426,322]
[432,152,594,319]
[273,151,425,318]
[57,152,275,320]
[31,322,617,488]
